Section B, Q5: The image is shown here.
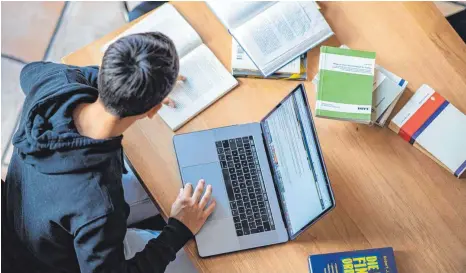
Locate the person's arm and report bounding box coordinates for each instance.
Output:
[74,213,192,273]
[74,179,215,273]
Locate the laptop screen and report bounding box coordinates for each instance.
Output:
[261,85,333,238]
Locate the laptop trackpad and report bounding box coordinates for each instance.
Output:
[181,162,230,220]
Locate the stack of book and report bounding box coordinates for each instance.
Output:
[312,45,408,126]
[208,1,333,77]
[389,84,466,178]
[231,39,307,80]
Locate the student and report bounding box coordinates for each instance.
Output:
[4,32,216,273]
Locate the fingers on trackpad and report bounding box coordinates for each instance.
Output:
[181,162,229,220]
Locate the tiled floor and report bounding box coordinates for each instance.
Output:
[45,1,126,62]
[1,1,65,62]
[1,57,25,178]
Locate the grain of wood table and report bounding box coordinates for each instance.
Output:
[62,2,466,272]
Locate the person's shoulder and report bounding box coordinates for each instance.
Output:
[21,62,91,85]
[20,62,72,89]
[21,61,66,75]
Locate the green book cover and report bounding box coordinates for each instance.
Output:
[316,46,376,123]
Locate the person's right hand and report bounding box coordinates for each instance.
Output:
[162,75,186,108]
[170,179,216,235]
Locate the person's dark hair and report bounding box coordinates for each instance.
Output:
[99,32,179,117]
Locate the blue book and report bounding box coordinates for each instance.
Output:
[308,247,397,273]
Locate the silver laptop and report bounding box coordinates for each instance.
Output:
[173,84,335,257]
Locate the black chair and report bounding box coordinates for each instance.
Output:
[122,1,167,22]
[447,9,466,43]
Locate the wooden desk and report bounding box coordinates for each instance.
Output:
[63,2,466,272]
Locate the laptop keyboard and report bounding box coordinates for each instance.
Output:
[216,136,275,237]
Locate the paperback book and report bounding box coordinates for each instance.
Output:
[309,247,398,273]
[316,46,376,124]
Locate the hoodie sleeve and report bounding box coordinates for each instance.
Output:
[73,212,193,273]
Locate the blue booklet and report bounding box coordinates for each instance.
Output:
[308,247,397,273]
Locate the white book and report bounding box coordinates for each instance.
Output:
[373,65,408,126]
[208,1,333,77]
[102,4,238,130]
[389,84,466,178]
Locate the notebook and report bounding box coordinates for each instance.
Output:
[308,247,398,273]
[102,4,238,131]
[207,1,333,77]
[232,39,307,80]
[389,84,466,178]
[315,46,376,124]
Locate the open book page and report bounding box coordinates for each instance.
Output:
[207,1,275,29]
[233,1,332,76]
[232,39,300,74]
[158,44,238,130]
[102,4,201,58]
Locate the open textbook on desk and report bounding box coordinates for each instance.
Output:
[207,1,333,77]
[103,4,238,130]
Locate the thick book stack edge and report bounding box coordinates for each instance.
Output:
[389,84,466,178]
[231,39,307,80]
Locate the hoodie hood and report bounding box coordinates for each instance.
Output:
[13,70,122,174]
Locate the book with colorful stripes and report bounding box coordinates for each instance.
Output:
[389,84,466,178]
[308,247,398,273]
[316,46,376,124]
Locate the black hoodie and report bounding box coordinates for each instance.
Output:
[4,62,193,273]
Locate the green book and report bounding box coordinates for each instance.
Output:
[316,46,376,124]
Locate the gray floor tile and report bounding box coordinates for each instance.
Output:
[1,57,25,178]
[45,1,126,62]
[1,1,65,62]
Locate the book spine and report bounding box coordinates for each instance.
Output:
[316,47,327,116]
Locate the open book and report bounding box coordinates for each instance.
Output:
[207,1,333,77]
[102,4,238,131]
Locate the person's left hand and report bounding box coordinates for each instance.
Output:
[162,75,186,108]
